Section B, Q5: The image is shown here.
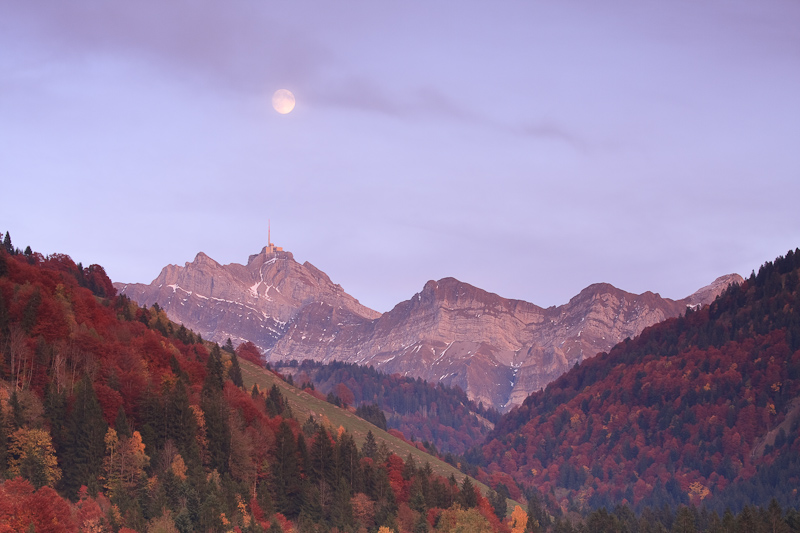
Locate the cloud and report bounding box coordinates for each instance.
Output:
[1,1,331,94]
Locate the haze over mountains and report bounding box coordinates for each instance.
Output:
[116,246,742,410]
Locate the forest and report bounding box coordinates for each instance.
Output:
[4,229,800,532]
[0,233,511,533]
[473,248,800,518]
[274,360,500,456]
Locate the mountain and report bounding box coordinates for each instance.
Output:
[472,248,800,513]
[0,241,511,533]
[114,247,380,349]
[116,246,741,411]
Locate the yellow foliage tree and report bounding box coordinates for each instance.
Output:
[103,429,150,498]
[8,427,61,488]
[509,505,528,533]
[171,454,187,481]
[436,505,494,533]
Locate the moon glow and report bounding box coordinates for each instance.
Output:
[272,89,296,114]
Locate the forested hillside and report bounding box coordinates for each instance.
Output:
[474,249,800,515]
[0,234,512,533]
[277,360,499,456]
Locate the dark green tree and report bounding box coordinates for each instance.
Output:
[265,385,285,417]
[488,487,508,521]
[671,506,696,533]
[3,231,13,254]
[204,344,224,394]
[228,348,244,388]
[60,375,108,498]
[362,430,378,460]
[459,476,478,509]
[114,405,132,438]
[272,421,302,518]
[223,338,235,354]
[9,389,25,429]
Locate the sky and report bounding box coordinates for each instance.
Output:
[2,1,799,313]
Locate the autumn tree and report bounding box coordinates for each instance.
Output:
[509,505,528,533]
[7,427,61,488]
[102,428,150,500]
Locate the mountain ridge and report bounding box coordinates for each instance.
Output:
[115,247,742,410]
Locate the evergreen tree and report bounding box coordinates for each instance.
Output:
[114,405,132,438]
[671,506,696,533]
[337,431,362,493]
[200,344,230,474]
[9,389,25,429]
[223,337,235,354]
[265,385,285,417]
[330,479,354,531]
[204,344,225,394]
[310,426,335,488]
[60,375,108,498]
[409,477,427,514]
[201,386,230,475]
[3,231,13,254]
[43,382,67,451]
[489,487,508,520]
[229,349,244,388]
[459,477,478,509]
[272,421,302,518]
[362,430,378,460]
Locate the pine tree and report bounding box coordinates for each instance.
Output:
[272,421,302,518]
[459,476,478,509]
[3,231,13,254]
[672,506,696,533]
[265,385,286,418]
[201,387,230,475]
[43,382,68,452]
[362,430,378,460]
[204,344,224,394]
[114,406,132,439]
[310,426,335,487]
[223,337,235,353]
[229,350,244,388]
[60,375,108,498]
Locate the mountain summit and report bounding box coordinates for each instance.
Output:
[114,246,379,350]
[116,248,741,410]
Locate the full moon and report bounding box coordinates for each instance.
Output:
[272,89,296,114]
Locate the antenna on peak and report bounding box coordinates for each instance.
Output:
[266,219,283,254]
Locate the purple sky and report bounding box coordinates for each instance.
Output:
[2,1,799,313]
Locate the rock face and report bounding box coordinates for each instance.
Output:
[114,248,380,349]
[116,248,742,411]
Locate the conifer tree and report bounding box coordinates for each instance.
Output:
[3,231,13,254]
[362,430,378,460]
[204,344,225,394]
[459,477,478,509]
[265,384,286,418]
[61,375,108,498]
[114,406,132,439]
[229,349,244,388]
[272,421,302,518]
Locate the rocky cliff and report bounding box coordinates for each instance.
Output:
[114,247,379,350]
[115,248,742,411]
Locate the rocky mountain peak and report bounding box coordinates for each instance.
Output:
[114,247,379,349]
[117,248,743,412]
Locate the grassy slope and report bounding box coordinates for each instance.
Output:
[239,359,521,512]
